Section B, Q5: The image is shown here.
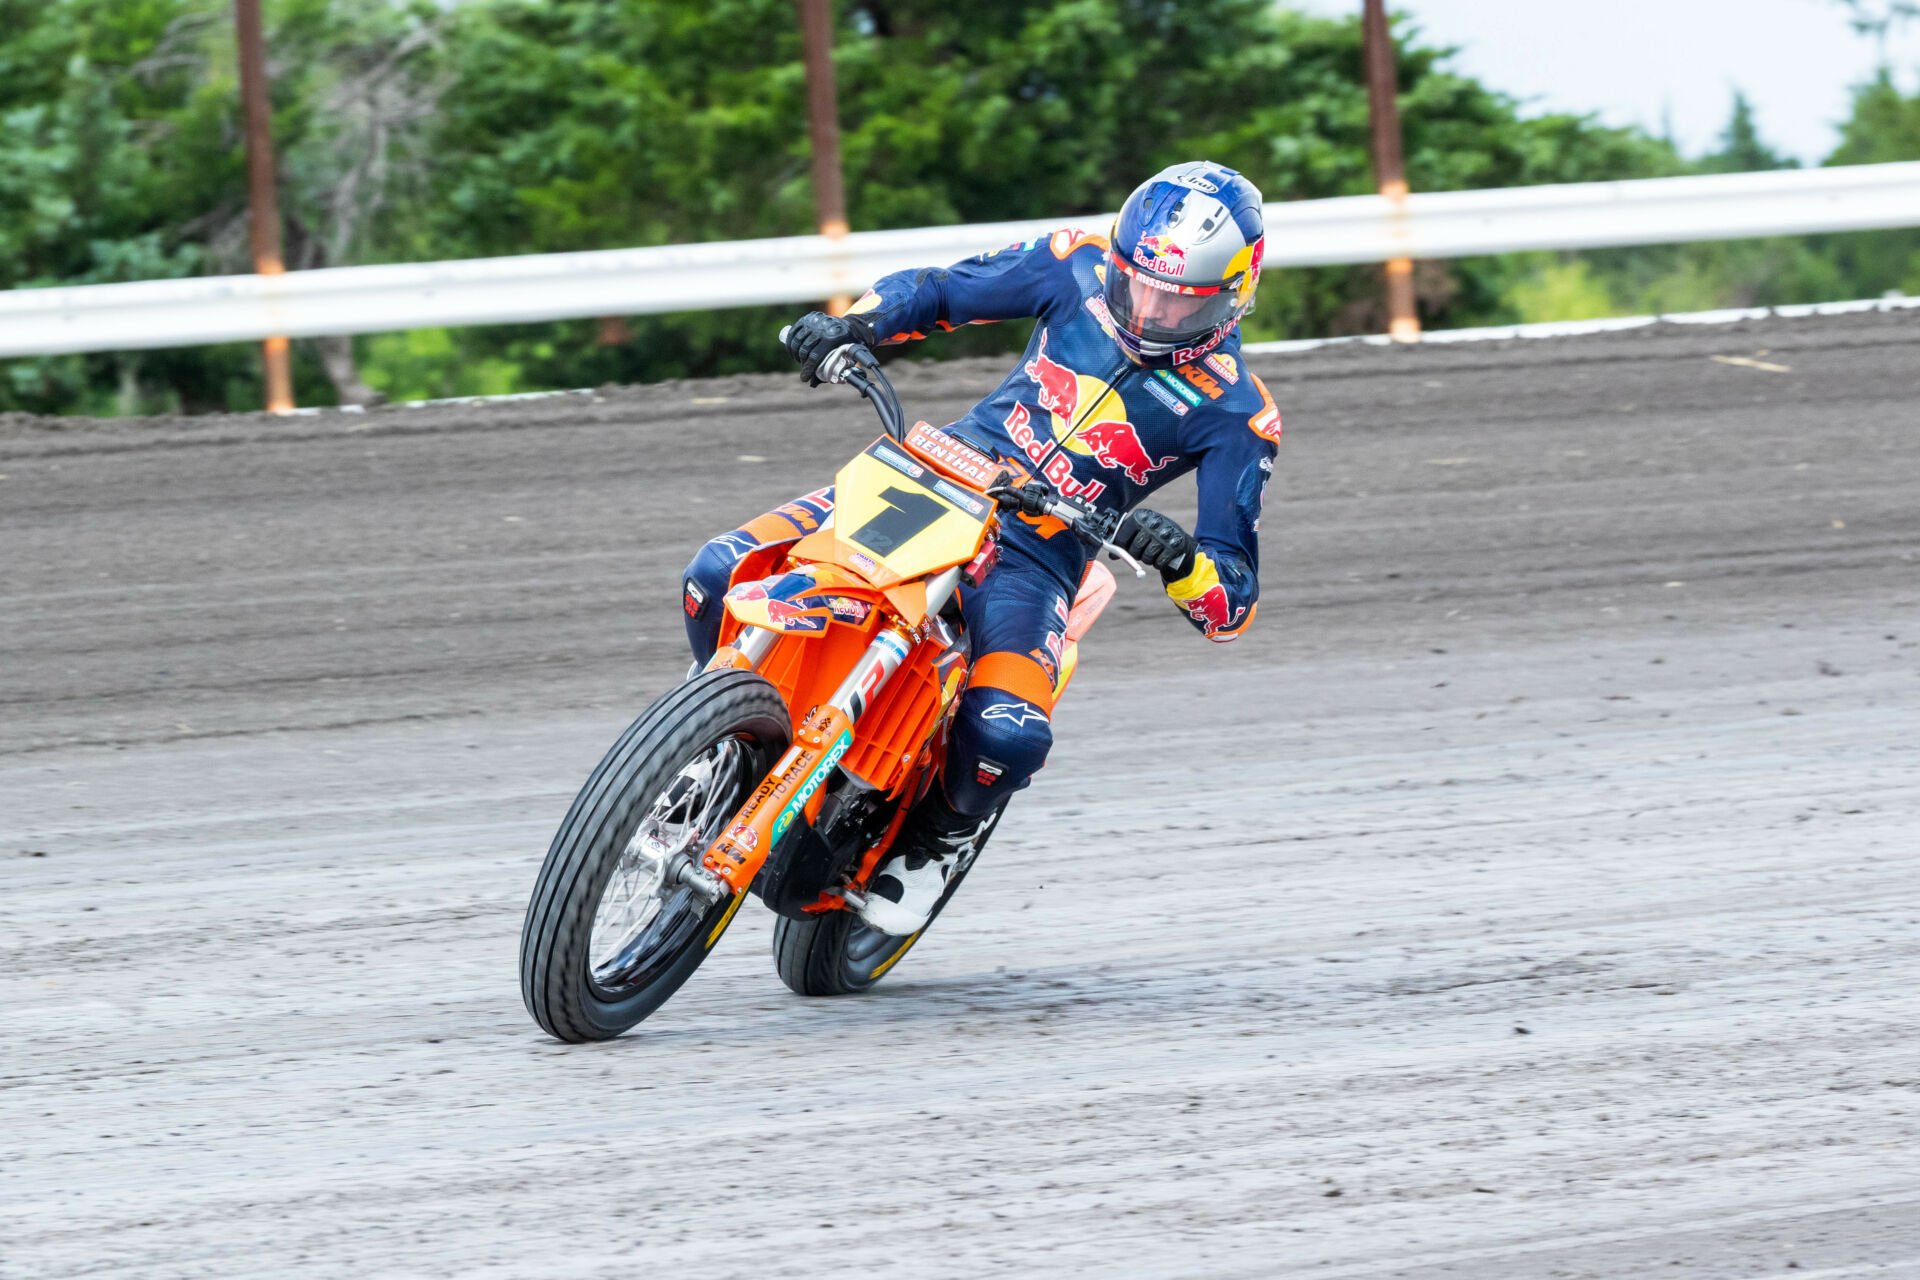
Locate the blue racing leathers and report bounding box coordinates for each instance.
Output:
[854,228,1281,643]
[684,229,1282,815]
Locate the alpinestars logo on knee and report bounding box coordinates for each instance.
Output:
[981,702,1049,729]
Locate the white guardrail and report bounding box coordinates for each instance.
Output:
[2,162,1918,358]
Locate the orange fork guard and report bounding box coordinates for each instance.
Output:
[703,703,856,895]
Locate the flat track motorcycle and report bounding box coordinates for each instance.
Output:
[519,339,1142,1042]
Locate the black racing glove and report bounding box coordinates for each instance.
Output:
[1113,508,1197,582]
[784,310,878,386]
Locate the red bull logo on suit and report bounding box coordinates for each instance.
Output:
[1180,584,1246,637]
[1076,420,1174,486]
[1024,330,1081,420]
[1002,404,1107,503]
[1010,327,1172,490]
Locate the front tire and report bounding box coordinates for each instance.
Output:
[520,670,790,1042]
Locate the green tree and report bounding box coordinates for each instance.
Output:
[1820,70,1920,294]
[391,0,1694,393]
[1832,0,1920,55]
[1700,91,1796,173]
[0,0,444,414]
[9,0,1913,416]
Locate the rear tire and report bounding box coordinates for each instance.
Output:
[520,670,790,1042]
[771,808,1000,997]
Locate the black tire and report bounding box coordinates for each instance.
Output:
[520,670,790,1042]
[770,807,1000,997]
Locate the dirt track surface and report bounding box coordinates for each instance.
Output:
[3,312,1918,1278]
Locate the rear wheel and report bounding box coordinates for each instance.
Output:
[771,808,1000,996]
[520,670,790,1042]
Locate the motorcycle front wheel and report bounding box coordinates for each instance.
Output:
[520,669,790,1042]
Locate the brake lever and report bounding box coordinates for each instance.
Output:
[1102,541,1148,579]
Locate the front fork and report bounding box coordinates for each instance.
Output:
[693,567,964,898]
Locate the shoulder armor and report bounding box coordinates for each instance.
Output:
[1049,228,1111,260]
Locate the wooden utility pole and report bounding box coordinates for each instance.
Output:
[1362,0,1421,343]
[235,0,295,412]
[795,0,852,315]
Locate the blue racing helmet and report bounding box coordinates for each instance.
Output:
[1102,162,1265,366]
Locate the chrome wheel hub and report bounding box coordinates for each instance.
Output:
[589,737,751,980]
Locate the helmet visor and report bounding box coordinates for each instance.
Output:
[1104,252,1246,352]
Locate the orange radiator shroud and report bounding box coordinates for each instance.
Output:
[719,617,959,799]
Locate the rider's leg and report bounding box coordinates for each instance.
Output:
[680,487,835,664]
[945,548,1074,812]
[860,550,1074,934]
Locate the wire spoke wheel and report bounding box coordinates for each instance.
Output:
[520,671,790,1042]
[586,737,752,993]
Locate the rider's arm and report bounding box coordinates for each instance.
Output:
[854,230,1098,344]
[1164,376,1281,643]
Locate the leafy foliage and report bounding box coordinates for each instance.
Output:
[2,0,1918,415]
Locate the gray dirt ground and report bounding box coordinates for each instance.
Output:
[2,311,1918,1278]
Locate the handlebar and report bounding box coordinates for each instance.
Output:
[778,326,906,443]
[983,481,1147,578]
[777,326,1144,577]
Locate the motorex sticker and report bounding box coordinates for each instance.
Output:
[771,730,852,842]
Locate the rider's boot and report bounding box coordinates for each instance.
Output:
[857,790,994,936]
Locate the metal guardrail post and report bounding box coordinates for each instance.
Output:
[235,0,295,413]
[797,0,853,316]
[1364,0,1421,343]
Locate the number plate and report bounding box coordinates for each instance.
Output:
[832,439,991,583]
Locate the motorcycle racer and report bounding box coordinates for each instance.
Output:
[682,161,1282,935]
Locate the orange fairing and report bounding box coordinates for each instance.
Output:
[789,525,935,622]
[1066,561,1117,642]
[720,612,954,799]
[842,635,958,796]
[722,564,888,638]
[727,611,875,735]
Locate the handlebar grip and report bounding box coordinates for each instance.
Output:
[778,325,793,345]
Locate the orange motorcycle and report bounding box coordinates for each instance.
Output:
[519,340,1142,1042]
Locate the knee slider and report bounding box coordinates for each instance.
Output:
[682,539,739,622]
[953,682,1051,776]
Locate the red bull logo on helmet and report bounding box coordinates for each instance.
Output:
[1134,234,1189,277]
